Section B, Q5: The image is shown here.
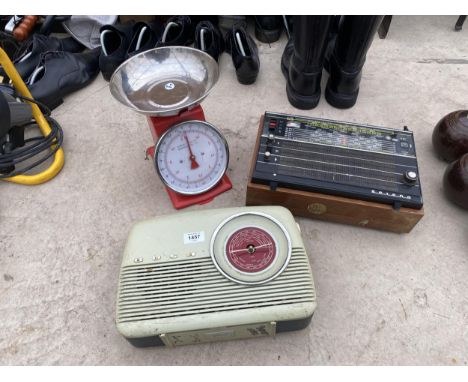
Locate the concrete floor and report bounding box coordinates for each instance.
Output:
[1,16,467,365]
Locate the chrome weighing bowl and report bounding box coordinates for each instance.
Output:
[109,47,219,117]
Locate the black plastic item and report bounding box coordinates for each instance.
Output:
[8,125,25,148]
[26,48,101,110]
[455,15,466,31]
[0,135,15,173]
[225,24,260,85]
[286,16,332,109]
[378,15,393,39]
[194,20,225,62]
[0,117,63,177]
[126,21,163,58]
[0,91,32,138]
[99,22,134,81]
[0,34,84,83]
[156,16,194,47]
[254,16,283,43]
[325,15,383,109]
[0,90,11,138]
[0,88,63,178]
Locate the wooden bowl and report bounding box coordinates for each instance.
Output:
[432,110,468,162]
[443,153,468,210]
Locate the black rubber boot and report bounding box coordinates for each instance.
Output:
[325,16,383,109]
[279,14,294,79]
[225,24,260,85]
[283,16,339,80]
[286,16,333,110]
[254,16,282,43]
[281,37,293,79]
[323,15,342,73]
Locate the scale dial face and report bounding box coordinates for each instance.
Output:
[155,120,229,195]
[210,212,292,285]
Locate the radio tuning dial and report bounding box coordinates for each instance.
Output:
[210,212,292,285]
[225,227,277,273]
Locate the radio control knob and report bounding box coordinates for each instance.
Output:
[404,170,418,184]
[264,151,271,161]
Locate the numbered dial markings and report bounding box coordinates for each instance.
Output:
[225,227,277,273]
[155,121,229,195]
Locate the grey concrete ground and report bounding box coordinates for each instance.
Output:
[0,16,467,365]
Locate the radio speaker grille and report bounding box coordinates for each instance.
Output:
[117,248,315,323]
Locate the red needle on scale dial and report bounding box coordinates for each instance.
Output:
[184,133,200,169]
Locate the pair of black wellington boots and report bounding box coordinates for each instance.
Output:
[283,15,383,109]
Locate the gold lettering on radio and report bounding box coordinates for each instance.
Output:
[286,117,385,136]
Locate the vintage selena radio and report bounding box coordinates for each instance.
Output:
[116,206,317,347]
[246,112,425,233]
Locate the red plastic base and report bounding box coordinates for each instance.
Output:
[146,106,232,209]
[147,106,206,140]
[166,174,233,209]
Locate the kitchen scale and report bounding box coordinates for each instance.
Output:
[110,46,232,209]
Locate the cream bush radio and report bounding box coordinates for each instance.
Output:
[116,206,316,347]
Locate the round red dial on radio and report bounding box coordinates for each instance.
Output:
[225,227,277,273]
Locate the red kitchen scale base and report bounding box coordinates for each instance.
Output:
[146,105,232,209]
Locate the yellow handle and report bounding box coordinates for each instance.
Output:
[0,47,64,185]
